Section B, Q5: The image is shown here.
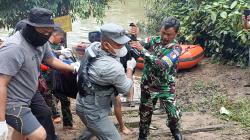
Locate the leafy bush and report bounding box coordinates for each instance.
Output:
[144,0,250,66]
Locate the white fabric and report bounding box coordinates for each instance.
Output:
[113,46,127,57]
[60,48,72,58]
[71,62,80,74]
[0,120,8,140]
[126,58,136,70]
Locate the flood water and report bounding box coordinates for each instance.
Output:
[67,0,145,46]
[0,0,145,46]
[0,0,145,101]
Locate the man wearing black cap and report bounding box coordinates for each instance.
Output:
[76,23,136,140]
[0,7,79,140]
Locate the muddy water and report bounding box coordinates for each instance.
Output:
[67,0,145,46]
[0,0,145,100]
[0,0,145,44]
[66,0,145,101]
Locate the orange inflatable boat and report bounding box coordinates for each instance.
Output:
[135,45,204,70]
[177,45,204,70]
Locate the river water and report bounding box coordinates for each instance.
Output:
[0,0,145,47]
[0,0,145,101]
[67,0,145,46]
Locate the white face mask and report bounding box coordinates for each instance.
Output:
[113,46,128,57]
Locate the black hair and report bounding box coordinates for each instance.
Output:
[53,26,65,34]
[88,31,101,43]
[161,17,180,33]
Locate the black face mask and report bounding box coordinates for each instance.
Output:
[21,25,50,47]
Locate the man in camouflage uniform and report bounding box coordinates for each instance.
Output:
[40,65,61,122]
[131,17,182,140]
[48,27,74,129]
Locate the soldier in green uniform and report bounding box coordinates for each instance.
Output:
[131,17,182,140]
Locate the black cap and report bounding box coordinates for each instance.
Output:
[22,7,56,28]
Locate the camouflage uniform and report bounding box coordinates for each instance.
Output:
[40,69,60,119]
[139,36,182,138]
[50,44,73,127]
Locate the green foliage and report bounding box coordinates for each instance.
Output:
[0,0,112,29]
[145,0,250,66]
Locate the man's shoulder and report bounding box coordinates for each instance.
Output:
[95,57,124,74]
[97,56,123,68]
[2,32,26,49]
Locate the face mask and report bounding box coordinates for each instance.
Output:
[21,25,50,47]
[113,46,128,57]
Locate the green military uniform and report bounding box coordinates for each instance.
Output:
[40,44,61,119]
[139,36,182,138]
[40,69,60,119]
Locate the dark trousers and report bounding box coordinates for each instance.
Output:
[53,90,73,127]
[42,91,60,119]
[30,92,57,140]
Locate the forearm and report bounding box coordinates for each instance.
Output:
[126,68,133,79]
[0,74,10,121]
[46,57,74,73]
[140,48,170,69]
[0,87,7,121]
[141,46,181,69]
[114,96,124,127]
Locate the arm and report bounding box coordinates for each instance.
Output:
[0,74,11,121]
[126,68,133,79]
[126,69,134,102]
[130,41,181,69]
[114,95,123,126]
[44,44,76,73]
[0,46,24,121]
[45,57,74,73]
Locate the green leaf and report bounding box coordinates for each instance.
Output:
[213,2,219,6]
[230,1,238,9]
[223,5,229,9]
[220,11,227,18]
[241,33,247,43]
[211,12,217,23]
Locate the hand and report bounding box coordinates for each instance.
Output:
[242,15,250,22]
[129,41,144,51]
[242,15,250,29]
[129,24,139,36]
[60,48,72,58]
[70,62,80,74]
[103,42,115,55]
[0,120,8,140]
[127,58,136,70]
